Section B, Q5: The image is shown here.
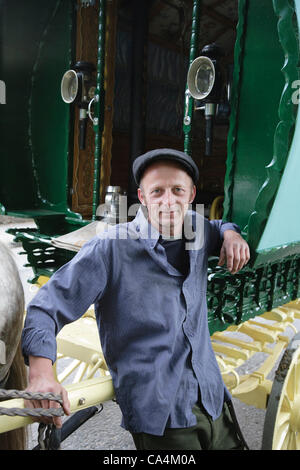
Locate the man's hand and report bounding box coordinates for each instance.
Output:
[25,356,70,428]
[218,230,250,274]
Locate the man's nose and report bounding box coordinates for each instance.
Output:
[162,189,176,206]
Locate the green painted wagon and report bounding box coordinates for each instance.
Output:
[1,0,300,450]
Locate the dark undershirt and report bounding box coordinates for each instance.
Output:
[159,236,190,276]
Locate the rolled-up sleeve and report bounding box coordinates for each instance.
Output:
[21,236,108,365]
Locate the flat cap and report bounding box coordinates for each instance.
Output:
[132,148,199,185]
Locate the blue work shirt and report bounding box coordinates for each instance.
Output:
[22,207,240,435]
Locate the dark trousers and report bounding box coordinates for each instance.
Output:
[131,401,245,450]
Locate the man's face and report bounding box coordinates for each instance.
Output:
[137,160,196,237]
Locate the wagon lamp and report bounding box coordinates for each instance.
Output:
[61,61,96,150]
[185,44,223,156]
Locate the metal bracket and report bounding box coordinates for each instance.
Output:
[183,90,191,126]
[88,95,99,126]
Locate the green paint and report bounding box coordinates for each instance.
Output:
[222,0,300,267]
[92,0,106,220]
[256,0,300,253]
[225,0,285,233]
[0,0,80,226]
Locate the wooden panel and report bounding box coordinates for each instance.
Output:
[71,0,117,219]
[71,2,99,218]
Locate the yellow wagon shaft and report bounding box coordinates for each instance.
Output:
[0,376,114,435]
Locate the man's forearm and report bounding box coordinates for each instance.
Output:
[28,356,54,381]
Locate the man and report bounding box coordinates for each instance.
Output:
[22,148,250,450]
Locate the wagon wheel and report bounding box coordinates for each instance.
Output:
[262,332,300,450]
[53,308,110,386]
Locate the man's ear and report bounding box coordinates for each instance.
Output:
[137,187,146,206]
[189,185,196,203]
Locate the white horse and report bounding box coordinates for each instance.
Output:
[0,241,27,449]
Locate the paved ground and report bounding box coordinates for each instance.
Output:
[0,215,298,451]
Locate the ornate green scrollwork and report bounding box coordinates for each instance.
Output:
[207,255,300,335]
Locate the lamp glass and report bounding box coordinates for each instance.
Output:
[195,63,214,96]
[187,56,215,100]
[61,70,78,104]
